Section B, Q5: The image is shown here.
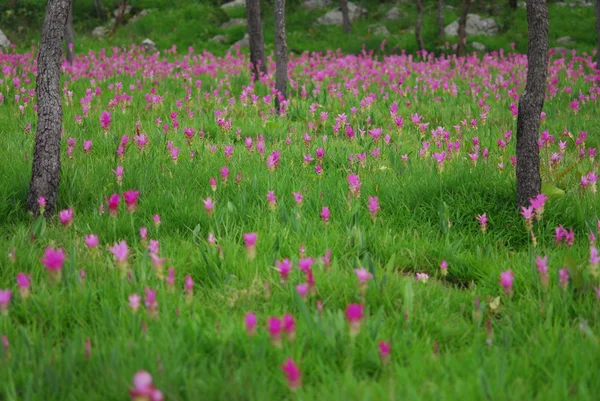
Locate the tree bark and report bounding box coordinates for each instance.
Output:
[457,0,470,57]
[516,0,548,208]
[246,0,267,81]
[437,0,445,38]
[596,0,600,68]
[93,0,106,21]
[415,0,425,52]
[340,0,351,34]
[64,0,75,64]
[28,0,71,217]
[274,0,288,114]
[509,0,518,10]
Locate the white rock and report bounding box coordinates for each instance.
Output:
[302,0,332,10]
[444,14,499,36]
[140,38,157,53]
[369,24,390,36]
[210,34,228,44]
[113,4,132,18]
[0,29,11,50]
[315,2,367,26]
[91,26,108,38]
[472,42,486,52]
[221,0,246,9]
[221,18,247,29]
[385,7,406,21]
[556,36,574,45]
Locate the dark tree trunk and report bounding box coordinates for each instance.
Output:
[596,0,600,68]
[415,0,425,52]
[509,0,518,10]
[27,0,71,217]
[274,0,288,114]
[516,0,548,208]
[246,0,267,81]
[93,0,106,21]
[340,0,351,34]
[111,0,127,34]
[437,0,445,38]
[457,0,470,57]
[64,0,75,64]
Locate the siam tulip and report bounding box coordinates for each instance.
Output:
[243,232,258,261]
[208,232,217,246]
[85,234,99,249]
[283,314,296,341]
[165,267,175,290]
[530,193,548,219]
[292,191,303,207]
[153,214,161,227]
[107,194,120,216]
[210,177,217,192]
[129,371,163,401]
[244,312,257,336]
[123,190,140,213]
[144,288,159,317]
[129,294,141,313]
[267,317,283,347]
[315,164,323,175]
[499,270,514,296]
[267,191,277,210]
[416,272,429,283]
[535,255,549,287]
[281,358,301,391]
[220,166,229,183]
[378,341,391,365]
[345,303,365,336]
[41,247,65,283]
[16,273,31,300]
[476,213,488,233]
[38,197,47,215]
[367,196,380,220]
[520,206,534,231]
[298,258,314,273]
[140,227,148,242]
[559,267,569,289]
[590,246,600,277]
[83,140,92,153]
[295,283,309,298]
[59,207,74,227]
[354,267,373,284]
[100,110,111,130]
[320,206,330,225]
[109,240,130,273]
[322,249,331,270]
[276,259,292,284]
[203,197,216,218]
[0,290,12,315]
[440,260,448,277]
[113,165,124,185]
[347,174,361,198]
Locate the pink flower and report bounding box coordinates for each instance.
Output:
[298,258,314,273]
[281,358,301,391]
[295,283,309,298]
[144,287,159,317]
[109,240,129,267]
[83,140,93,153]
[320,206,330,224]
[322,249,331,269]
[243,232,258,261]
[113,165,124,185]
[59,207,74,227]
[283,314,296,341]
[129,294,141,312]
[100,110,111,130]
[292,191,303,206]
[123,190,140,213]
[129,371,163,401]
[591,246,600,265]
[267,191,277,210]
[220,166,229,182]
[207,232,216,246]
[476,213,488,233]
[210,177,217,192]
[244,312,257,336]
[535,255,549,287]
[268,317,283,346]
[354,268,373,284]
[203,197,216,217]
[165,267,175,288]
[16,272,31,300]
[530,193,548,217]
[520,206,534,229]
[499,270,514,296]
[367,196,379,219]
[416,272,429,283]
[184,275,194,297]
[440,260,448,276]
[0,290,12,314]
[40,247,65,272]
[140,227,148,241]
[347,174,361,197]
[107,194,120,216]
[559,267,569,289]
[85,234,99,248]
[276,259,292,283]
[378,341,391,364]
[345,303,364,336]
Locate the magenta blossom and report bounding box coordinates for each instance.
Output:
[100,110,111,130]
[243,232,258,261]
[320,206,330,224]
[378,341,391,364]
[129,371,163,401]
[244,312,257,336]
[123,190,140,213]
[85,234,99,248]
[346,303,364,336]
[0,290,12,314]
[41,247,65,272]
[499,270,514,296]
[281,358,301,391]
[59,208,74,227]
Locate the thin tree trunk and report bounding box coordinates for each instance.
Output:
[596,0,600,68]
[509,0,517,10]
[516,0,548,208]
[437,0,445,38]
[457,0,470,57]
[94,0,106,21]
[246,0,267,81]
[415,0,425,52]
[274,0,288,114]
[27,0,71,217]
[340,0,351,34]
[64,0,75,64]
[111,0,127,34]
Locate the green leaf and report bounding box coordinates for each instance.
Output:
[541,183,565,198]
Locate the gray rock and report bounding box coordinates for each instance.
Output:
[556,36,575,45]
[302,0,332,10]
[0,29,11,50]
[444,14,499,36]
[551,47,568,54]
[385,6,406,21]
[445,5,456,10]
[229,33,249,51]
[91,26,108,38]
[556,0,593,6]
[315,2,367,26]
[210,34,228,44]
[221,18,247,29]
[129,9,149,24]
[221,0,246,9]
[113,4,132,18]
[369,24,390,36]
[472,42,486,52]
[140,38,157,53]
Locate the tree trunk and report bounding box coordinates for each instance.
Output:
[437,0,445,38]
[457,0,470,57]
[509,0,518,10]
[93,0,106,21]
[274,0,288,114]
[516,0,548,208]
[27,0,71,217]
[415,0,425,52]
[596,0,600,68]
[340,0,351,34]
[64,0,75,64]
[111,0,127,34]
[246,0,267,81]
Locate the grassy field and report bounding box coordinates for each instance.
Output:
[0,37,600,400]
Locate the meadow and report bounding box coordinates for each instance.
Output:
[0,45,600,400]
